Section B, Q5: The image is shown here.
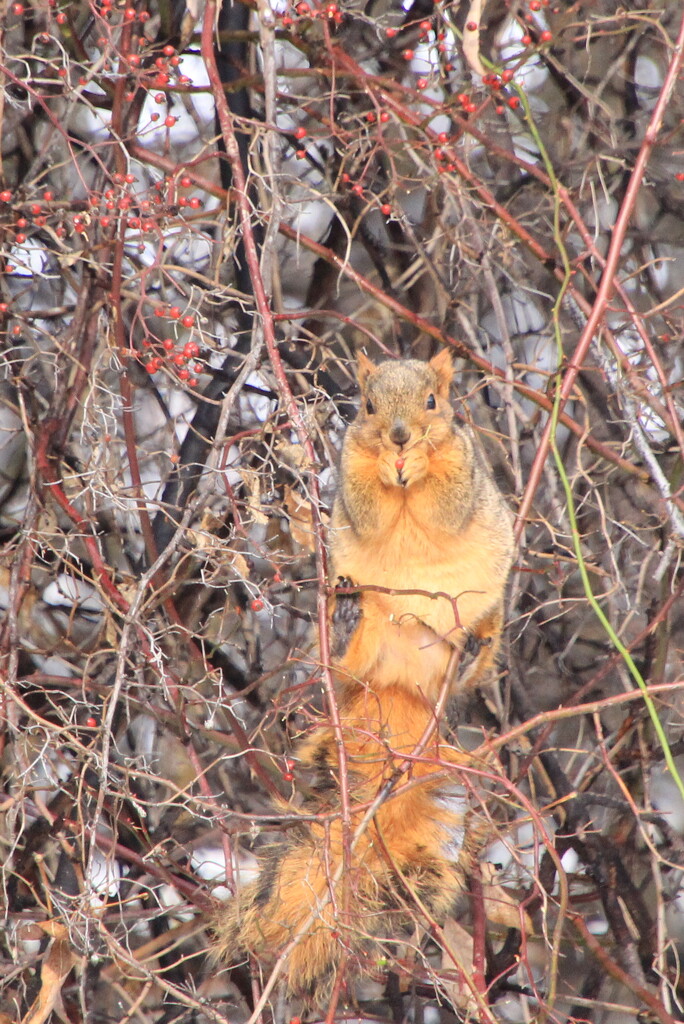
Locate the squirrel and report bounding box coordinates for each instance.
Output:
[212,351,514,998]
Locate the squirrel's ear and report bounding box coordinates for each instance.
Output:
[357,351,377,390]
[429,349,453,396]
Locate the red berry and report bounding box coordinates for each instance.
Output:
[295,149,305,159]
[416,77,427,89]
[501,69,514,82]
[466,20,477,30]
[0,191,12,202]
[380,203,391,215]
[380,111,390,122]
[181,314,194,328]
[43,190,54,201]
[100,215,111,226]
[395,458,405,470]
[540,30,552,42]
[385,27,397,37]
[145,361,157,373]
[180,175,192,187]
[402,48,414,60]
[178,368,190,380]
[521,34,531,45]
[0,303,8,313]
[189,197,201,209]
[508,96,520,109]
[85,716,98,727]
[169,306,181,319]
[165,115,176,127]
[282,771,294,782]
[294,125,306,139]
[251,598,264,611]
[55,11,67,24]
[12,3,25,14]
[163,44,175,56]
[15,233,27,243]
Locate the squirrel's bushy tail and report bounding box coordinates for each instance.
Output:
[213,687,479,995]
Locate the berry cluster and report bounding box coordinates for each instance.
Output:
[142,320,203,386]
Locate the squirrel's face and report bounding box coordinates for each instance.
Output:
[352,353,455,487]
[357,357,454,449]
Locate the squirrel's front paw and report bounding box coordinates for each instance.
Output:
[379,448,429,488]
[331,577,362,657]
[458,632,492,676]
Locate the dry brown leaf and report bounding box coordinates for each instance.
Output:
[481,861,535,934]
[21,925,75,1024]
[275,439,311,472]
[283,485,327,553]
[462,0,487,76]
[240,468,269,525]
[440,916,478,1017]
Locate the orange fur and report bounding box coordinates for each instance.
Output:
[213,354,512,998]
[212,687,480,994]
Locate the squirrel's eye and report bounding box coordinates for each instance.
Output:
[366,398,375,415]
[426,393,436,410]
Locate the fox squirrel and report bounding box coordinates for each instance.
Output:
[213,352,514,998]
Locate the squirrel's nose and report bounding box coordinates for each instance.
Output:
[389,420,411,448]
